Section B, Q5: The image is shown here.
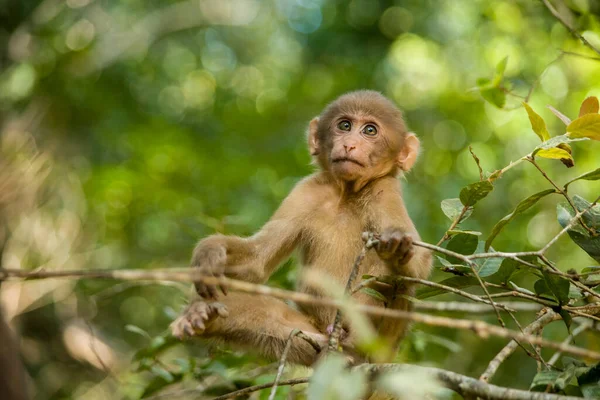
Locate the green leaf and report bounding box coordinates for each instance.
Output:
[445,233,478,264]
[416,276,479,299]
[493,56,508,85]
[536,134,588,151]
[481,87,506,108]
[459,180,494,207]
[485,189,555,250]
[573,195,600,228]
[530,370,560,391]
[565,168,600,188]
[559,308,573,332]
[359,287,387,303]
[582,266,600,274]
[543,270,570,305]
[523,102,550,141]
[125,324,151,339]
[579,96,600,117]
[441,198,472,222]
[557,202,600,263]
[555,363,577,391]
[578,363,600,399]
[435,256,472,275]
[447,230,481,236]
[536,147,573,163]
[487,259,520,284]
[567,113,600,140]
[509,281,535,296]
[477,258,503,277]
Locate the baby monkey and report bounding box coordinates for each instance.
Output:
[171,90,432,365]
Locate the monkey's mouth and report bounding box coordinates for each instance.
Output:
[332,157,364,167]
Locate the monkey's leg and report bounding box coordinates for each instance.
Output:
[173,293,326,366]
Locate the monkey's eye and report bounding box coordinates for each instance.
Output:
[362,124,378,136]
[337,120,352,131]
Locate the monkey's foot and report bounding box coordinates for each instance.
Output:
[171,300,229,339]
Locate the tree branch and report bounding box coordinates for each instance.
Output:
[479,309,559,383]
[541,0,600,57]
[2,268,598,360]
[364,363,584,400]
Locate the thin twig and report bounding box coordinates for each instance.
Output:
[479,309,558,382]
[527,156,595,236]
[268,329,300,400]
[413,301,541,313]
[1,268,598,359]
[212,378,309,400]
[327,232,377,352]
[541,0,600,57]
[548,321,593,366]
[364,363,584,400]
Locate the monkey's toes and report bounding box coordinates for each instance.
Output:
[170,316,195,339]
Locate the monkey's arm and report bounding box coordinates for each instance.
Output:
[193,181,310,297]
[370,178,432,280]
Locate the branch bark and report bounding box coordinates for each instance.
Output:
[2,268,599,360]
[364,364,584,400]
[479,309,559,382]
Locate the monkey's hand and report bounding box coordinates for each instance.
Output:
[170,299,229,339]
[375,228,414,273]
[192,240,228,299]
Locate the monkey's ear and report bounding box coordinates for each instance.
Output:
[308,117,320,156]
[397,133,420,171]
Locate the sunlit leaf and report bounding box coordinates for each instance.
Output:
[547,105,572,125]
[579,96,600,117]
[459,180,494,207]
[536,134,588,150]
[523,102,550,141]
[493,56,508,85]
[485,189,555,250]
[565,168,600,188]
[567,113,600,140]
[481,87,506,108]
[535,147,571,159]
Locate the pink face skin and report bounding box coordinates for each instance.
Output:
[328,114,395,182]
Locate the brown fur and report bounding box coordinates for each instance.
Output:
[171,90,432,367]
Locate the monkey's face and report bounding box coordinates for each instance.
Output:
[307,91,420,191]
[327,115,398,182]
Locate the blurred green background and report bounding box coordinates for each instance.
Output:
[1,0,600,399]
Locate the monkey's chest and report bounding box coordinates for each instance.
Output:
[299,207,379,279]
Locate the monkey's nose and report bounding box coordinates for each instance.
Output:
[343,145,355,153]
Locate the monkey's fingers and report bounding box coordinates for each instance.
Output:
[210,303,229,318]
[397,246,415,266]
[219,284,228,296]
